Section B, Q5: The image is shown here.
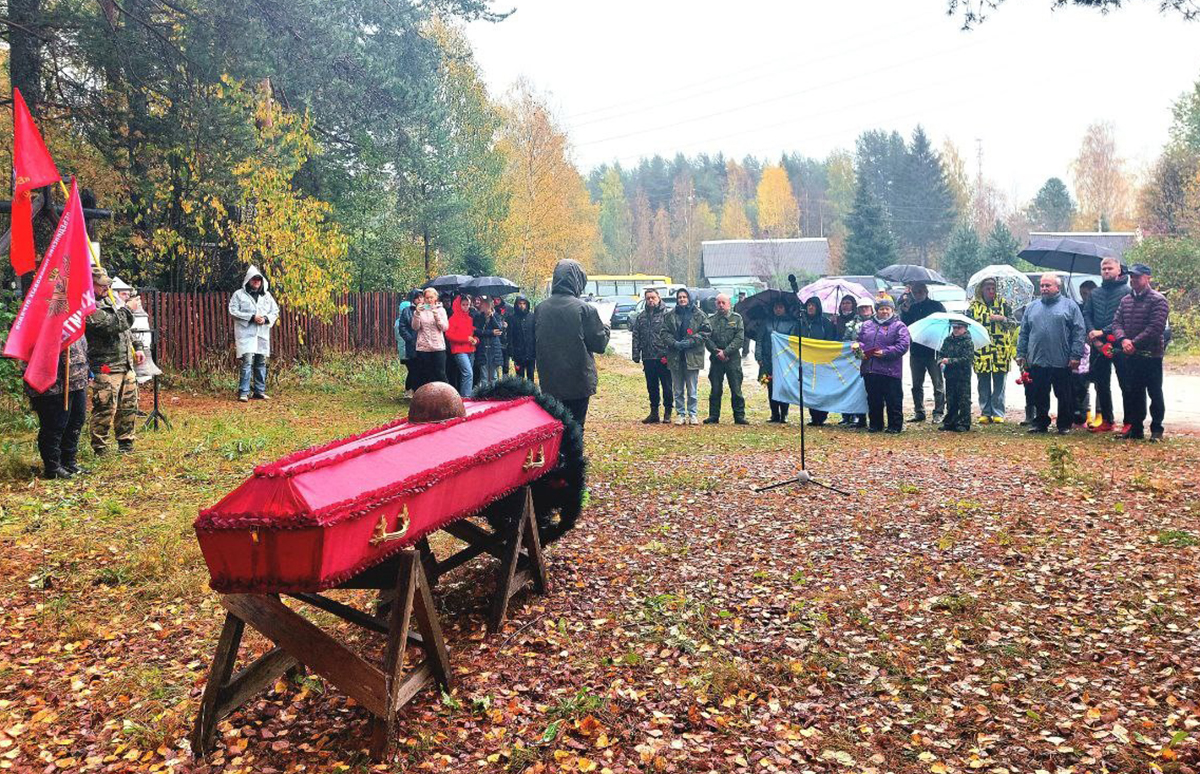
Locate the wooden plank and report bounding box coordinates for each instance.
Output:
[190,613,245,755]
[217,647,297,717]
[369,552,419,760]
[220,594,389,717]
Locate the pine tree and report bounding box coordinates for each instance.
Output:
[895,126,957,265]
[843,178,897,275]
[982,220,1021,267]
[1027,178,1076,231]
[941,223,984,285]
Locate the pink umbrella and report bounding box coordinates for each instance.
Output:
[796,277,873,312]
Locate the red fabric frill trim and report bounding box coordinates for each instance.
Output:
[196,423,561,531]
[253,397,532,478]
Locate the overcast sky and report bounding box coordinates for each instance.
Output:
[467,0,1200,206]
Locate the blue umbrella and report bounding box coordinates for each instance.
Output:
[907,312,992,351]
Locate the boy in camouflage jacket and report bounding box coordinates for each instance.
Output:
[938,321,975,432]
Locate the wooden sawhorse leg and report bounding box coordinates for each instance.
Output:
[488,487,549,633]
[190,550,450,763]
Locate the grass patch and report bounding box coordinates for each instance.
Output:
[1157,529,1199,547]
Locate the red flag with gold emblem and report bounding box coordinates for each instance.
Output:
[3,179,95,391]
[10,87,61,275]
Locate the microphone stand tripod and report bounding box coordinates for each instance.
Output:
[753,312,851,497]
[142,324,172,432]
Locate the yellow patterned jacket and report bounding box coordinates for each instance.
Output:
[968,292,1017,374]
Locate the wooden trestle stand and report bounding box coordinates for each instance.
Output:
[191,487,548,761]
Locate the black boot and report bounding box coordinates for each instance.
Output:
[642,408,660,424]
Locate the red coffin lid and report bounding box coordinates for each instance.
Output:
[195,397,562,531]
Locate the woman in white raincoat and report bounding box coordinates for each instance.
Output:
[228,266,280,401]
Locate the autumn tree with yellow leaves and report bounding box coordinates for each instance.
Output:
[231,85,350,320]
[755,165,801,238]
[496,82,599,293]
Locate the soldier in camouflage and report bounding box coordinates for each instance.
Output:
[938,321,975,433]
[86,266,144,454]
[704,293,748,424]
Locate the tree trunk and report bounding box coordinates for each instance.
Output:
[8,0,44,114]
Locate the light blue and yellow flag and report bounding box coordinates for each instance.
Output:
[771,332,868,413]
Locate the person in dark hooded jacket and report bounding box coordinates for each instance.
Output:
[535,260,610,428]
[798,296,838,426]
[757,301,800,423]
[509,295,537,381]
[394,289,421,393]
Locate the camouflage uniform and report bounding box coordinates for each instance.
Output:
[939,332,975,432]
[705,310,746,422]
[86,296,142,453]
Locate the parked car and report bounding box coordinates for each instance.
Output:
[1022,272,1102,306]
[607,298,639,329]
[926,283,969,315]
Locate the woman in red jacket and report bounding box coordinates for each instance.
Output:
[446,295,479,397]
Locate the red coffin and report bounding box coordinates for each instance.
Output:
[195,397,563,593]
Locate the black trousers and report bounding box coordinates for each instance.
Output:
[642,359,673,413]
[863,373,903,431]
[1124,356,1164,436]
[561,397,589,429]
[514,359,535,382]
[413,350,446,390]
[30,389,86,471]
[1089,350,1128,425]
[808,409,828,425]
[1071,372,1090,424]
[1029,365,1073,431]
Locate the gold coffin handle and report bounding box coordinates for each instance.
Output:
[523,445,546,471]
[369,504,410,547]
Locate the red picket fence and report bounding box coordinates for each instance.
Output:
[142,291,404,372]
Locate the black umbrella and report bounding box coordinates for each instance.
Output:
[1018,238,1115,276]
[735,289,801,336]
[426,274,473,292]
[876,264,950,285]
[461,275,520,297]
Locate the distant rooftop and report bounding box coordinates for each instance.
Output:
[702,238,831,280]
[1027,231,1140,258]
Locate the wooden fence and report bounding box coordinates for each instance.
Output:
[142,291,405,372]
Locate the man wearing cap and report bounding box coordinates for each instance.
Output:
[900,281,947,423]
[1016,274,1086,435]
[86,266,144,454]
[1111,263,1169,441]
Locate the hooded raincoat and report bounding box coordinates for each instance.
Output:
[967,283,1017,374]
[534,260,610,401]
[228,266,280,357]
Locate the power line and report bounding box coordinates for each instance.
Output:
[575,34,995,149]
[564,18,939,130]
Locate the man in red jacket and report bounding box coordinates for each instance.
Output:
[1111,263,1170,441]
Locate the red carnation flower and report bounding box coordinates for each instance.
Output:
[660,356,668,365]
[686,329,693,335]
[100,364,111,374]
[1106,334,1115,342]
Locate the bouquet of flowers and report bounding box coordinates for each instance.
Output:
[1099,334,1115,359]
[758,374,772,386]
[1014,370,1032,386]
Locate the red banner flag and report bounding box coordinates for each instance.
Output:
[3,179,96,392]
[10,87,61,275]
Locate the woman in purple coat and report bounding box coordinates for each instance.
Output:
[856,297,911,433]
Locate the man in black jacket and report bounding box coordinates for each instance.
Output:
[900,282,946,422]
[535,260,610,428]
[1081,257,1131,433]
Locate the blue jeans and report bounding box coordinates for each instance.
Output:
[671,365,699,418]
[453,352,474,397]
[239,354,267,396]
[478,344,501,390]
[976,371,1007,419]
